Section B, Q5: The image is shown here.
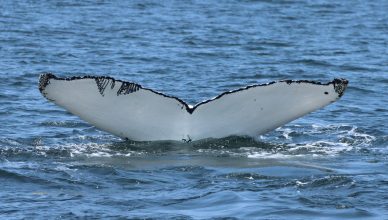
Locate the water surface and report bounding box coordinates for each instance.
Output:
[1,0,387,219]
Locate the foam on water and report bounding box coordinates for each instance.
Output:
[0,122,377,162]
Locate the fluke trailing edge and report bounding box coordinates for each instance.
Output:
[39,73,348,141]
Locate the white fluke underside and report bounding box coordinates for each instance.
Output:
[39,74,348,141]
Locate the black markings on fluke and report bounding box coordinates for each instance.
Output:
[116,81,140,95]
[95,78,115,96]
[39,73,348,114]
[38,73,52,93]
[333,78,348,97]
[94,77,139,96]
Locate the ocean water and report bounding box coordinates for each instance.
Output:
[1,0,387,219]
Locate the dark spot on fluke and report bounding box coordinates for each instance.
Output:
[38,73,348,114]
[333,78,348,97]
[38,73,55,93]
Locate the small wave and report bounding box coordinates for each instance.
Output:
[295,175,355,188]
[0,161,64,186]
[40,120,89,128]
[219,172,276,181]
[0,141,137,159]
[294,59,334,67]
[0,168,51,184]
[54,143,140,158]
[339,64,379,72]
[247,151,303,159]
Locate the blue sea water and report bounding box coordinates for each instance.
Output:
[1,0,387,219]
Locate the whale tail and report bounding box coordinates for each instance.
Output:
[39,73,348,141]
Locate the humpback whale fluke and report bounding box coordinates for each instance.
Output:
[39,73,348,141]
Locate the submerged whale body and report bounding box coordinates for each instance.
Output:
[39,73,348,141]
